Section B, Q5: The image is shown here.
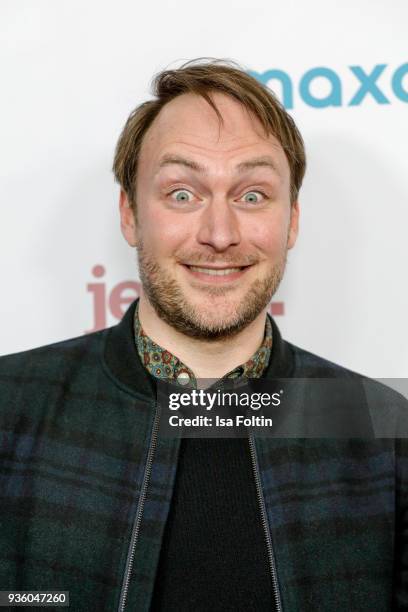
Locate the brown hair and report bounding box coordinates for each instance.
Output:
[112,59,306,208]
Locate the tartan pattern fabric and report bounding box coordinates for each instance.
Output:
[0,299,406,611]
[133,299,273,385]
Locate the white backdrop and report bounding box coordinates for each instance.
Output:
[1,0,407,378]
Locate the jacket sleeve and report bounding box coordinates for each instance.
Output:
[393,436,408,608]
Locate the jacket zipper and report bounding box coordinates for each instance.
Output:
[248,434,283,612]
[118,403,161,612]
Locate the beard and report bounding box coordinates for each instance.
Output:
[136,240,287,341]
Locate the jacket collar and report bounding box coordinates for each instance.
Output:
[103,299,294,400]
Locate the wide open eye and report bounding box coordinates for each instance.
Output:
[170,189,194,202]
[241,191,265,204]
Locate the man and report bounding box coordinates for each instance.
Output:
[0,60,406,611]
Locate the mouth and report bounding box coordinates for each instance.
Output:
[181,264,252,283]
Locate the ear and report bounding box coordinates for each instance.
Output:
[287,200,299,250]
[119,190,138,247]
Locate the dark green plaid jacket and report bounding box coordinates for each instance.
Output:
[0,300,407,611]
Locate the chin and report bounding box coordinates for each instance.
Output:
[187,293,242,319]
[139,255,281,339]
[180,294,259,336]
[192,312,239,333]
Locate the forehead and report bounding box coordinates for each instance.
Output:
[138,92,289,175]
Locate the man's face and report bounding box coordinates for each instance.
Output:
[120,92,299,339]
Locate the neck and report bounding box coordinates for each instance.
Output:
[137,294,268,379]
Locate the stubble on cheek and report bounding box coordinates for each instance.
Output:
[136,237,288,340]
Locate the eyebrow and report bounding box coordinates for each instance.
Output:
[158,154,205,173]
[156,154,280,176]
[236,156,280,175]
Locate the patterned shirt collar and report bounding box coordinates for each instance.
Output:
[133,299,272,387]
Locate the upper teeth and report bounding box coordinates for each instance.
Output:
[189,266,242,276]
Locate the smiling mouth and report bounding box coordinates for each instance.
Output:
[188,265,246,276]
[181,264,252,282]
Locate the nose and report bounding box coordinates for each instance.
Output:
[195,197,241,252]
